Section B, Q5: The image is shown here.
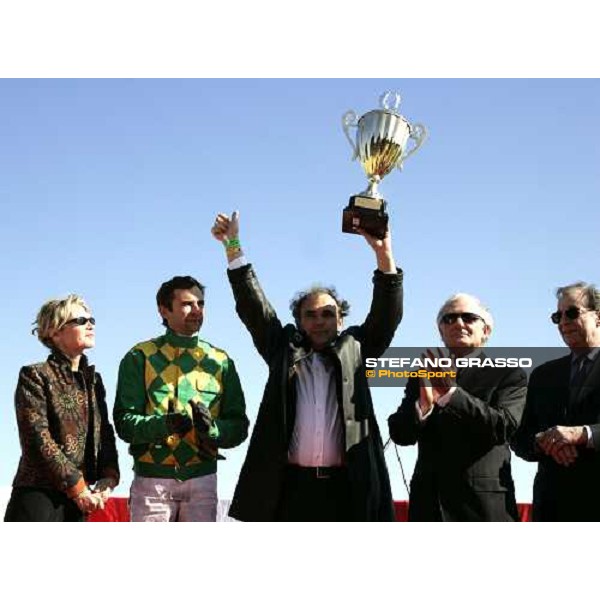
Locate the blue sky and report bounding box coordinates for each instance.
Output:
[1,78,598,502]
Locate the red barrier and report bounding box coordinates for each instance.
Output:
[87,497,129,522]
[517,503,532,522]
[88,498,533,521]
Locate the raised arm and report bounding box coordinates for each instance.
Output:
[354,224,403,358]
[358,224,397,274]
[211,211,284,363]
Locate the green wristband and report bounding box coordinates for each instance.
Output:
[224,238,241,250]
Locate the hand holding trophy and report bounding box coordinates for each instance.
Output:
[342,91,427,239]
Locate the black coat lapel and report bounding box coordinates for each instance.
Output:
[574,353,600,406]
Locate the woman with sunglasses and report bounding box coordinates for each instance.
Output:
[4,294,119,521]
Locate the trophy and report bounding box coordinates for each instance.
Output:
[341,91,427,238]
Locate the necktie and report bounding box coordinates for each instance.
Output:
[571,356,590,389]
[450,355,463,380]
[569,356,590,408]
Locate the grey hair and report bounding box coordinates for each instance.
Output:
[436,292,494,337]
[556,281,600,311]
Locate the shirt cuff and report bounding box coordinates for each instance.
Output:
[415,401,434,421]
[228,255,248,270]
[585,425,594,448]
[436,386,457,407]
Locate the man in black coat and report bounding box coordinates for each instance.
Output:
[512,281,600,521]
[211,211,403,521]
[388,293,526,521]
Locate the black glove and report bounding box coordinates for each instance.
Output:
[166,412,193,435]
[190,401,213,433]
[190,402,223,460]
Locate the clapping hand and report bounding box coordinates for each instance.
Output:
[418,348,456,415]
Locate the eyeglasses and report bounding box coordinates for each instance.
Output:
[440,312,485,326]
[550,307,591,324]
[65,316,96,327]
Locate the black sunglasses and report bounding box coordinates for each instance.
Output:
[65,316,96,327]
[550,307,590,324]
[440,312,484,326]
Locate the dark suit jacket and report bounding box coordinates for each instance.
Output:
[388,361,526,521]
[512,353,600,521]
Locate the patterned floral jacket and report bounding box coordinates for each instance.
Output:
[11,351,119,498]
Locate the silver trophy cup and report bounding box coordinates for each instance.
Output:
[341,91,427,238]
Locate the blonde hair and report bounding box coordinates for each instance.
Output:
[32,294,91,349]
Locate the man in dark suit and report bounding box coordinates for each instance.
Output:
[388,293,527,521]
[512,282,600,521]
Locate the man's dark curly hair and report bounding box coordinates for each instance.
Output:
[156,275,205,327]
[290,285,350,326]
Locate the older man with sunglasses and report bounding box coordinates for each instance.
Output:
[512,282,600,521]
[388,293,527,521]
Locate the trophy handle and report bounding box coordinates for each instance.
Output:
[342,110,359,160]
[397,122,428,170]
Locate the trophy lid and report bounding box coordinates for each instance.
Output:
[357,91,411,127]
[379,91,403,115]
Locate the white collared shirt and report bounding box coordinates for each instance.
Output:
[228,255,344,465]
[288,352,344,467]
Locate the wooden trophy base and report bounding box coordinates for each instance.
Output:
[342,195,388,239]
